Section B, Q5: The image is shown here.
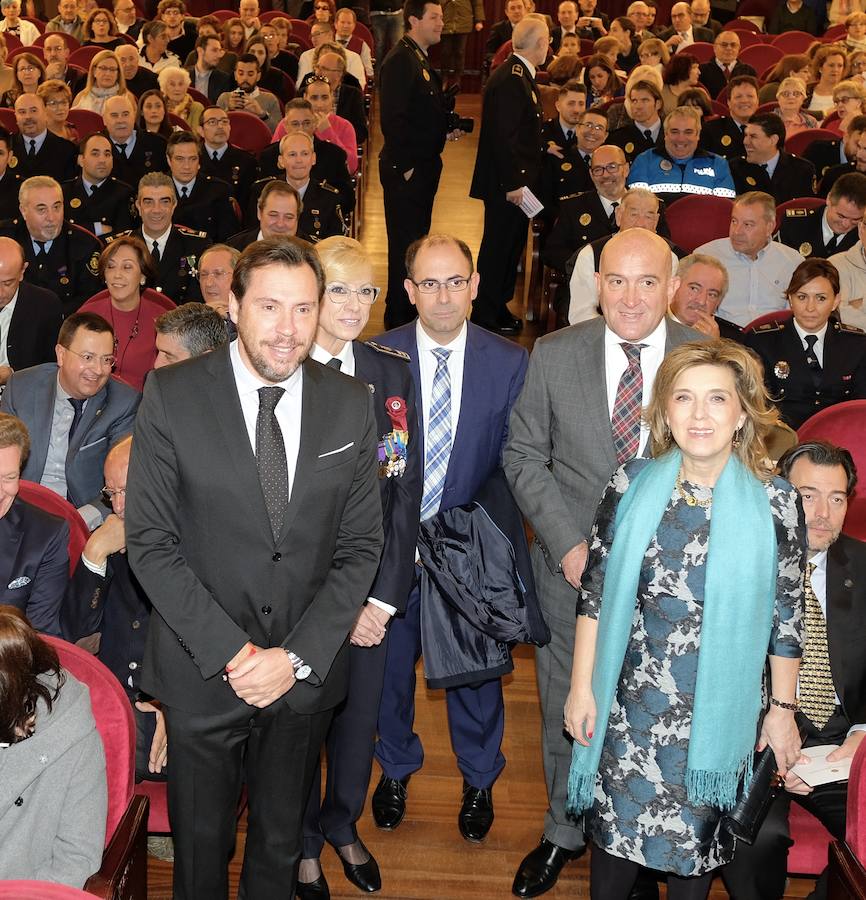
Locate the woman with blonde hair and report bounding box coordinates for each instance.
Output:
[845,10,866,51]
[637,36,670,72]
[807,45,848,116]
[830,78,866,132]
[37,79,77,141]
[565,338,805,900]
[157,64,202,131]
[72,50,134,114]
[772,75,819,137]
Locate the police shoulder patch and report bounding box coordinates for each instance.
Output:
[754,321,784,333]
[319,181,340,194]
[87,252,100,276]
[836,320,866,334]
[176,225,208,238]
[512,63,524,76]
[365,341,411,361]
[785,207,808,217]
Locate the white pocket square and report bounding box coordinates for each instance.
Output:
[318,442,354,458]
[8,576,31,589]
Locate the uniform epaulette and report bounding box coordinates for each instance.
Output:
[785,207,810,217]
[560,192,582,201]
[318,180,340,194]
[364,340,411,361]
[105,229,133,243]
[176,225,208,238]
[753,321,785,333]
[512,63,524,76]
[834,319,866,334]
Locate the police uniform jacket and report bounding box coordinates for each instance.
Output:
[200,144,259,215]
[700,116,747,159]
[806,137,845,183]
[3,282,63,372]
[819,161,856,199]
[11,132,78,183]
[627,146,736,204]
[118,225,210,304]
[173,175,240,243]
[730,152,816,205]
[484,18,513,56]
[334,82,368,145]
[609,121,662,163]
[109,130,168,190]
[379,34,449,174]
[0,220,103,317]
[698,59,756,98]
[299,180,345,242]
[539,119,592,208]
[0,170,23,223]
[62,176,136,237]
[778,204,858,259]
[470,55,544,202]
[542,189,617,273]
[745,318,866,430]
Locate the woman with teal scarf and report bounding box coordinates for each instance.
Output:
[564,340,807,899]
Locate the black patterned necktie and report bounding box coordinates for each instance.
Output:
[212,150,219,162]
[256,386,288,540]
[181,186,188,199]
[804,334,821,381]
[326,357,342,370]
[115,143,127,158]
[68,398,85,441]
[28,139,36,157]
[608,201,619,227]
[799,562,836,728]
[826,233,839,254]
[151,240,160,265]
[643,128,652,142]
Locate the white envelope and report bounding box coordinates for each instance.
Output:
[790,744,852,787]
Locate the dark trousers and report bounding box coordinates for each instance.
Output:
[440,32,469,82]
[590,846,713,900]
[379,153,443,330]
[473,193,529,325]
[164,700,331,900]
[303,635,390,858]
[722,707,850,900]
[374,580,506,789]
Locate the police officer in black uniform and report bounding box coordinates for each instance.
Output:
[779,173,866,260]
[0,127,23,224]
[166,132,240,243]
[700,75,760,160]
[198,106,259,217]
[745,258,866,430]
[608,79,664,164]
[102,95,169,190]
[11,94,79,183]
[1,176,104,317]
[470,17,548,333]
[539,85,596,211]
[378,0,453,329]
[62,133,136,239]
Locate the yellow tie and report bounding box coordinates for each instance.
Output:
[798,562,837,729]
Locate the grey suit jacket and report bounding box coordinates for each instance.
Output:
[503,316,702,613]
[0,364,140,512]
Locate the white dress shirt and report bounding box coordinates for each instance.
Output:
[0,288,19,368]
[416,319,467,455]
[142,226,172,260]
[793,319,828,367]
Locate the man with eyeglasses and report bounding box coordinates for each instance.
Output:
[198,106,259,214]
[42,33,85,96]
[700,74,759,160]
[313,49,368,144]
[62,133,135,239]
[228,181,309,249]
[197,243,238,320]
[45,0,85,42]
[731,112,816,205]
[11,93,77,182]
[0,311,140,531]
[299,24,367,91]
[371,232,528,847]
[698,31,755,98]
[113,0,145,40]
[815,116,866,197]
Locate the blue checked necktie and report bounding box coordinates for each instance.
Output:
[420,347,452,521]
[611,342,646,465]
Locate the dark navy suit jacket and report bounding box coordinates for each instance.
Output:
[0,496,69,636]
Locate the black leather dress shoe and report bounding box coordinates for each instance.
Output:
[371,773,409,830]
[512,837,580,898]
[295,873,330,900]
[458,782,494,842]
[338,845,381,893]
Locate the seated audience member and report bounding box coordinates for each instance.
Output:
[137,88,173,139]
[780,172,866,259]
[815,115,866,193]
[115,172,209,305]
[0,605,106,885]
[157,65,203,131]
[658,0,714,48]
[701,75,759,160]
[829,81,866,136]
[102,94,170,188]
[258,22,299,82]
[46,0,86,42]
[627,1,653,41]
[301,75,359,175]
[138,20,181,74]
[0,126,20,222]
[334,7,372,80]
[1,176,103,317]
[0,312,140,530]
[0,0,39,45]
[81,8,123,51]
[773,76,820,139]
[746,258,866,430]
[63,133,136,239]
[760,54,813,104]
[78,237,172,393]
[5,52,42,102]
[609,78,663,163]
[698,31,756,98]
[249,132,345,242]
[637,37,669,72]
[485,0,527,58]
[157,0,196,64]
[222,16,247,60]
[627,105,736,205]
[245,36,286,98]
[38,80,78,144]
[198,106,259,213]
[609,16,639,71]
[548,39,583,83]
[846,10,866,52]
[0,237,63,388]
[724,440,866,900]
[582,53,622,108]
[310,48,368,144]
[676,86,712,118]
[669,252,742,341]
[114,0,145,40]
[695,191,803,327]
[808,46,848,119]
[660,52,701,116]
[539,86,594,208]
[187,33,231,104]
[568,187,678,324]
[550,0,581,52]
[730,112,817,205]
[216,53,282,135]
[166,132,239,243]
[689,0,722,36]
[11,94,78,183]
[829,206,866,330]
[196,243,238,320]
[229,180,306,249]
[767,0,817,34]
[42,33,86,98]
[0,32,11,97]
[298,23,366,88]
[115,42,159,98]
[154,302,227,368]
[0,415,69,635]
[238,0,262,39]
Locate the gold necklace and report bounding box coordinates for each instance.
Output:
[675,470,713,508]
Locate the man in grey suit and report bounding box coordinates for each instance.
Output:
[0,312,140,531]
[503,229,702,898]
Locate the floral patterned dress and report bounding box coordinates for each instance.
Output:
[578,458,805,877]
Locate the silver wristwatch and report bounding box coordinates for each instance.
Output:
[286,650,312,681]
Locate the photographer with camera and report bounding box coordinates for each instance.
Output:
[378,0,468,329]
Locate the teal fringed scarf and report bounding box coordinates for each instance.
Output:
[567,450,777,814]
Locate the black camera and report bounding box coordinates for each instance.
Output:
[444,84,474,134]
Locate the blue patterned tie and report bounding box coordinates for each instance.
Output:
[420,347,452,521]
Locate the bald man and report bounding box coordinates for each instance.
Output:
[504,229,703,898]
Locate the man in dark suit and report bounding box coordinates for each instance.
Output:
[42,32,86,97]
[228,181,309,249]
[658,1,714,51]
[0,312,140,531]
[779,173,866,260]
[0,237,63,389]
[484,0,527,57]
[808,116,866,185]
[724,440,866,900]
[504,229,702,898]
[12,94,78,183]
[0,411,69,636]
[187,33,232,103]
[378,0,452,329]
[125,237,384,900]
[470,17,547,335]
[115,43,158,98]
[700,74,760,160]
[698,31,756,98]
[102,95,169,191]
[0,127,23,224]
[298,237,422,899]
[690,0,723,35]
[550,0,579,52]
[609,80,664,163]
[731,112,816,205]
[198,106,259,216]
[669,251,743,341]
[541,105,605,212]
[371,233,528,847]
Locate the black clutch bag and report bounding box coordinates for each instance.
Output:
[721,747,785,845]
